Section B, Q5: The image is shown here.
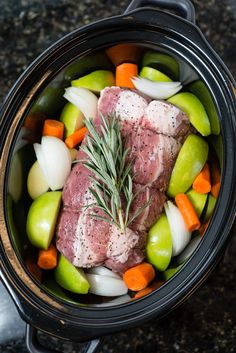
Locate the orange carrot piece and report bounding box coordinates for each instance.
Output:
[37,244,58,270]
[211,160,221,198]
[133,287,153,299]
[26,257,43,282]
[115,63,138,89]
[175,193,201,232]
[106,44,141,66]
[199,220,210,236]
[43,119,64,139]
[123,262,155,291]
[65,126,88,149]
[133,281,164,299]
[192,163,211,194]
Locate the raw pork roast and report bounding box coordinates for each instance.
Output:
[56,87,190,273]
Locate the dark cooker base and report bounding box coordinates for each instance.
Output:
[0,0,235,352]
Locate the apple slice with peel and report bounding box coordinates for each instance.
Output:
[186,189,208,218]
[31,86,65,117]
[60,102,84,138]
[71,70,115,92]
[142,51,179,80]
[140,66,172,82]
[202,194,217,223]
[26,191,62,250]
[8,152,23,203]
[188,80,220,135]
[167,134,209,197]
[27,161,49,200]
[146,213,172,271]
[163,264,183,281]
[55,254,90,294]
[167,92,211,136]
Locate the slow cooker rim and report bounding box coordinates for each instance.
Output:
[0,7,236,338]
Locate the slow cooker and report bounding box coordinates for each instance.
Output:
[0,1,235,352]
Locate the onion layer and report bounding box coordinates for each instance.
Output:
[164,201,191,256]
[132,76,182,99]
[86,274,128,297]
[34,136,71,191]
[87,266,121,279]
[92,295,131,307]
[63,87,98,120]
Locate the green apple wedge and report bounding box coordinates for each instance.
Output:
[26,191,62,250]
[140,67,172,82]
[186,189,208,218]
[27,161,49,200]
[6,194,24,255]
[202,194,217,223]
[31,86,65,117]
[71,70,115,92]
[142,51,179,80]
[146,214,172,271]
[54,254,90,294]
[43,278,83,304]
[167,92,211,136]
[8,152,23,203]
[60,102,84,138]
[167,134,209,198]
[162,264,183,281]
[64,52,114,81]
[188,80,220,135]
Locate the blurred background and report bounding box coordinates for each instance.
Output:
[0,1,235,352]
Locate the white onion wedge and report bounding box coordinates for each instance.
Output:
[132,76,182,99]
[177,235,201,264]
[34,136,72,191]
[63,87,98,120]
[87,266,121,279]
[164,201,191,257]
[92,295,131,307]
[86,274,128,297]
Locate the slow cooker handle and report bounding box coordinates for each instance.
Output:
[26,325,101,353]
[125,0,196,23]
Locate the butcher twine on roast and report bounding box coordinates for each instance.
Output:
[56,87,190,273]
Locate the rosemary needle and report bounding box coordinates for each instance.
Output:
[80,114,150,233]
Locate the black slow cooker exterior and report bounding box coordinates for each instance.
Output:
[0,0,235,352]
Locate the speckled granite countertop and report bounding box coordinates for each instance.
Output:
[0,1,235,352]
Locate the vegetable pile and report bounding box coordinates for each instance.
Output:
[19,45,222,305]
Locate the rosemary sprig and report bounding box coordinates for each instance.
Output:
[80,113,150,233]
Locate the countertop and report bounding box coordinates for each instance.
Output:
[0,0,235,352]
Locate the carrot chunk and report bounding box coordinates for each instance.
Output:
[106,44,140,66]
[37,244,58,270]
[133,287,153,299]
[65,126,87,149]
[123,262,155,291]
[175,193,201,232]
[192,163,211,194]
[133,281,164,299]
[199,220,210,236]
[211,160,221,198]
[115,63,138,89]
[43,119,64,139]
